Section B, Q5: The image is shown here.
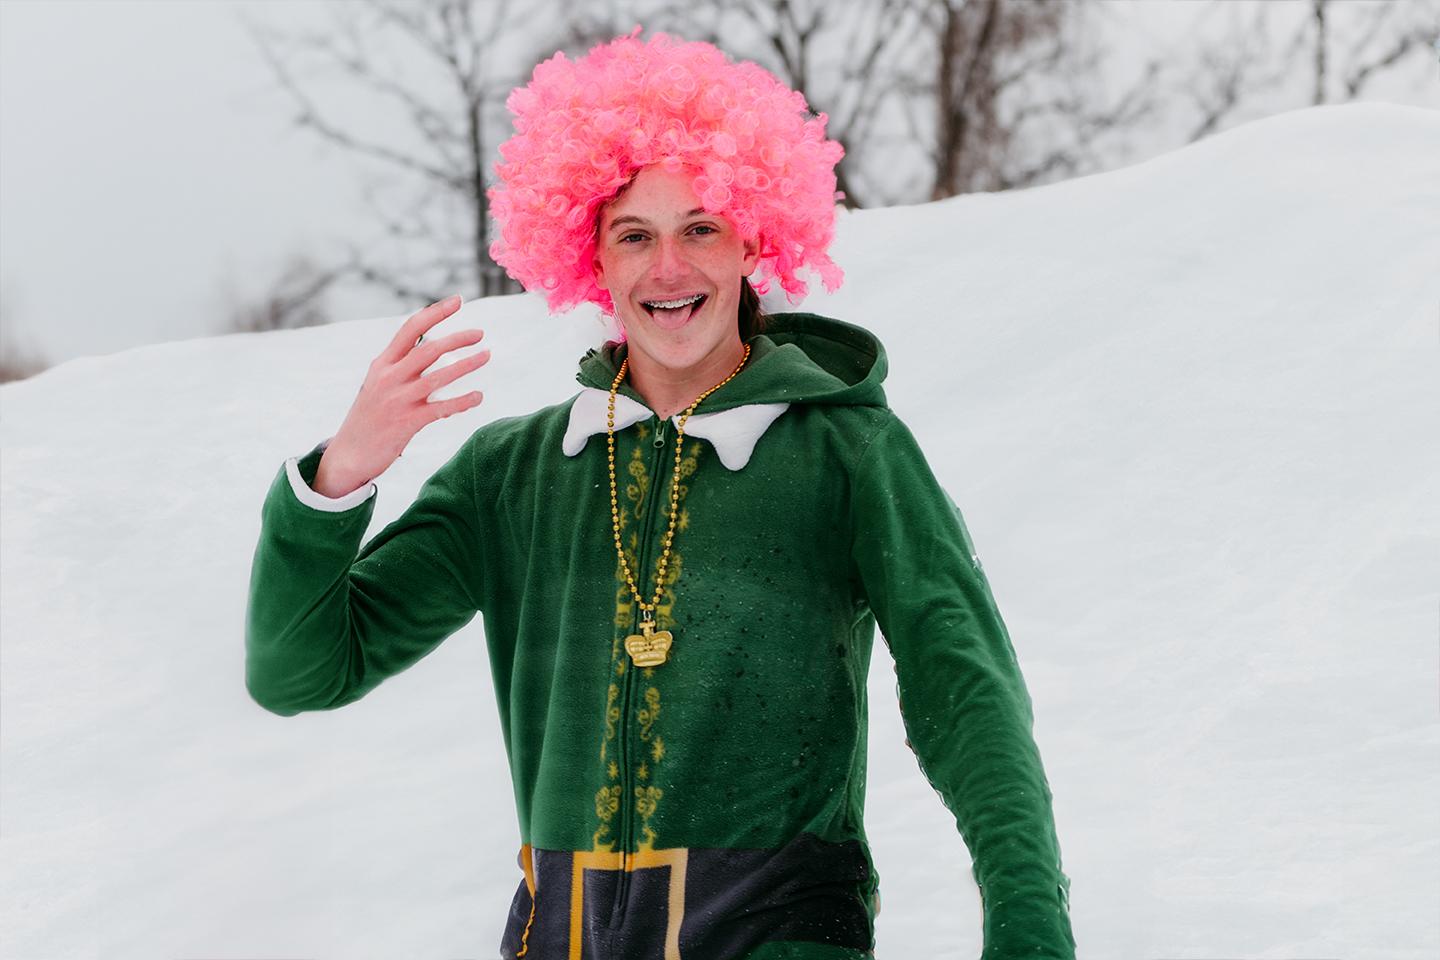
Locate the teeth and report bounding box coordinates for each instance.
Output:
[644,294,704,309]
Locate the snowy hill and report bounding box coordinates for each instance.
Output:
[3,103,1437,959]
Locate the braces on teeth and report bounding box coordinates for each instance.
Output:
[645,294,704,309]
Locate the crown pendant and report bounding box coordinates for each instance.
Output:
[625,615,674,668]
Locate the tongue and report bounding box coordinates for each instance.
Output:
[651,303,694,326]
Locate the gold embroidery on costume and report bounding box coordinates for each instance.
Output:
[595,784,622,821]
[593,783,623,847]
[613,533,638,631]
[636,785,664,850]
[613,534,638,675]
[627,447,649,518]
[635,785,662,821]
[652,552,681,632]
[638,686,661,741]
[604,684,619,741]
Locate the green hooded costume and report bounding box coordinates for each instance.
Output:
[247,313,1073,959]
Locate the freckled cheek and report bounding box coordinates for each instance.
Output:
[604,258,646,297]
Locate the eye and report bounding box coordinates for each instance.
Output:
[618,232,648,244]
[690,223,718,236]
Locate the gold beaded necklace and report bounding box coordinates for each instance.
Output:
[608,342,751,667]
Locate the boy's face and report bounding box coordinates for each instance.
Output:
[593,165,760,384]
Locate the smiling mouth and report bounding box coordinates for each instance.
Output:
[642,294,706,322]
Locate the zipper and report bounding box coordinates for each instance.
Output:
[608,413,670,926]
[608,672,635,927]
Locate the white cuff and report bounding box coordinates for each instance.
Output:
[285,457,376,513]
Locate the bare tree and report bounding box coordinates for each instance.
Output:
[1302,0,1440,105]
[1180,0,1439,142]
[922,0,1157,199]
[1180,2,1299,143]
[702,0,927,208]
[0,344,47,383]
[226,256,337,334]
[1328,0,1439,101]
[1312,0,1330,106]
[632,0,1157,205]
[0,295,49,383]
[252,0,534,304]
[929,0,1062,197]
[699,0,1158,203]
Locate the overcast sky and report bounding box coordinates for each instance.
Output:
[0,1,374,365]
[2,0,1435,368]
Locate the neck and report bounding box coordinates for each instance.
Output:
[625,337,747,420]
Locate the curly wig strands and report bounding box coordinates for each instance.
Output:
[489,32,845,317]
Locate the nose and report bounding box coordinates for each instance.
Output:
[649,235,691,283]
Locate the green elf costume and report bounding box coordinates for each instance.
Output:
[246,33,1073,960]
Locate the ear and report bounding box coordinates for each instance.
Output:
[592,247,610,291]
[740,234,761,278]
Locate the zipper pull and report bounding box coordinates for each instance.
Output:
[654,420,666,448]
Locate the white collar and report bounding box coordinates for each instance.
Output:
[562,388,789,471]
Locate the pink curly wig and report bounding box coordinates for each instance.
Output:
[489,32,844,315]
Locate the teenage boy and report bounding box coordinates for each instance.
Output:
[247,33,1073,960]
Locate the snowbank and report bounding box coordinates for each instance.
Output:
[3,103,1437,958]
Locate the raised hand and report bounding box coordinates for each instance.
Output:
[312,296,489,499]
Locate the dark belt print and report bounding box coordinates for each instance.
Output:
[500,832,872,960]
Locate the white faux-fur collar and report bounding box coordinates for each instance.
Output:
[562,387,788,471]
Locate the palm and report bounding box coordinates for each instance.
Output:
[313,296,489,498]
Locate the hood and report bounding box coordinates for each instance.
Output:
[575,313,889,414]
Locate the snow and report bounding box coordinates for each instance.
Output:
[3,103,1437,959]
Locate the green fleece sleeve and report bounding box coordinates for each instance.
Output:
[245,446,485,716]
[851,417,1074,959]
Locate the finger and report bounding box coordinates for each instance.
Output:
[382,296,463,363]
[421,348,491,394]
[429,390,484,421]
[405,327,486,374]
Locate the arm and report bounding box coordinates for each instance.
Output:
[245,442,488,715]
[851,417,1074,959]
[245,297,491,714]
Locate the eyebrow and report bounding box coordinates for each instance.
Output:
[605,208,710,232]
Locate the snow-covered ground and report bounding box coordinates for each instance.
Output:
[2,103,1436,959]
